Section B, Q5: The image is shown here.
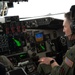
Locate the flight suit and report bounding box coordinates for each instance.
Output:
[37,45,75,75]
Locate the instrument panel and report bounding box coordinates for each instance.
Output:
[0,16,68,75]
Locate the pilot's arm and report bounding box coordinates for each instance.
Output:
[38,46,75,75]
[51,46,75,75]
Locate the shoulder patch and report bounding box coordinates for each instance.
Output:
[64,57,73,67]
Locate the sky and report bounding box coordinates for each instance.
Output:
[5,0,75,20]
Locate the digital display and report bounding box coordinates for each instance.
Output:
[36,42,46,53]
[7,33,24,53]
[35,32,43,42]
[4,22,11,34]
[19,53,30,59]
[4,22,22,34]
[11,25,16,33]
[7,52,30,66]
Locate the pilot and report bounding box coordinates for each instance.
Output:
[37,5,75,75]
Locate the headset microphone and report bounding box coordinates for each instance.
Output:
[64,33,72,37]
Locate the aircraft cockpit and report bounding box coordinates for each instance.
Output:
[0,0,72,75]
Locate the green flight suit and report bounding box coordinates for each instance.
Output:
[37,45,75,75]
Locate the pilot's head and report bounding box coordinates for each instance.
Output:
[63,5,75,40]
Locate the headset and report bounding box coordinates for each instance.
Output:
[70,5,75,34]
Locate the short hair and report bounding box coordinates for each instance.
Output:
[0,63,6,75]
[64,12,72,22]
[65,5,75,21]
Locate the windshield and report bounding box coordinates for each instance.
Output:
[0,0,75,20]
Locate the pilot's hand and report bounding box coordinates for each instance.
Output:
[38,57,54,65]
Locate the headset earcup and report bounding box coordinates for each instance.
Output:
[70,21,75,34]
